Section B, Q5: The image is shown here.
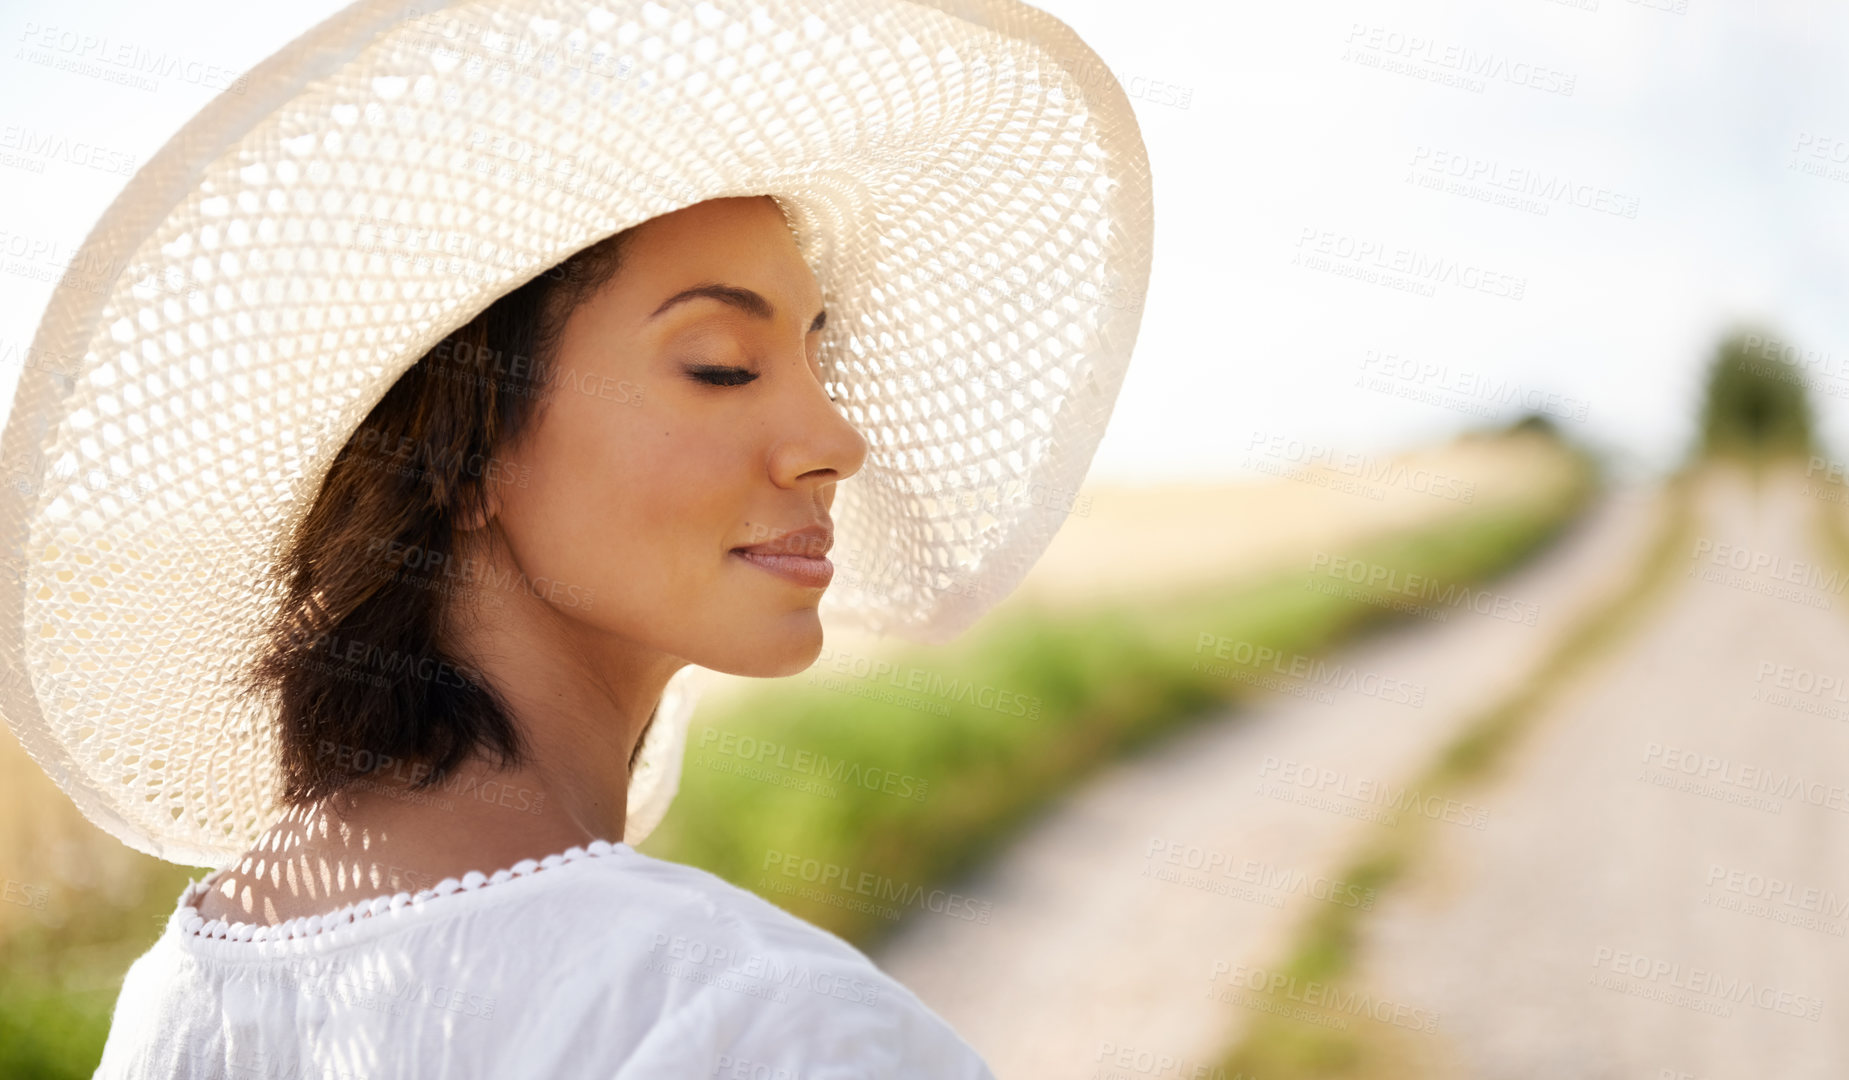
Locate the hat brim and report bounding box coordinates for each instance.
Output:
[0,0,1152,866]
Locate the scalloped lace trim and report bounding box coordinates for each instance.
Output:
[175,838,626,944]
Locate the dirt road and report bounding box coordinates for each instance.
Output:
[1343,464,1849,1079]
[870,480,1668,1079]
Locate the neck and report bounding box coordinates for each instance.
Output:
[425,523,689,846]
[198,531,692,928]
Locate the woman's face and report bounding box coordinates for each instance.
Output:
[482,196,868,678]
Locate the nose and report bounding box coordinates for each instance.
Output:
[766,350,868,494]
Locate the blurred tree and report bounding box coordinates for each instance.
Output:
[1458,410,1564,443]
[1697,327,1815,461]
[1504,412,1561,440]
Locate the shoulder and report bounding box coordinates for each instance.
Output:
[491,849,994,1079]
[509,845,862,962]
[515,845,874,970]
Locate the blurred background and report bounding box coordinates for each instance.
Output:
[4,0,1849,1077]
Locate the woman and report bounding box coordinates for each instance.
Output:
[199,196,868,926]
[107,193,994,1078]
[0,0,1151,1075]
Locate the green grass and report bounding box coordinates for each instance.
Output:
[0,860,201,1080]
[1208,464,1700,1080]
[1808,459,1849,571]
[641,443,1601,949]
[0,969,126,1080]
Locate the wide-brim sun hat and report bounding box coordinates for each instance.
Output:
[0,0,1152,867]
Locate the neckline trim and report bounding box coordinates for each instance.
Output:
[174,838,630,945]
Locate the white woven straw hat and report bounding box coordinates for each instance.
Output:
[0,0,1152,867]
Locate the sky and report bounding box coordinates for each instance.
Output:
[1,0,1847,486]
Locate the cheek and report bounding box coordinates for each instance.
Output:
[499,399,753,600]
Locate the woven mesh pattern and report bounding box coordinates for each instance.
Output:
[0,0,1151,865]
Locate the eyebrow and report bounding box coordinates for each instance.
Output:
[648,283,826,333]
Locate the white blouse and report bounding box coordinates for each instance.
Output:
[93,838,996,1079]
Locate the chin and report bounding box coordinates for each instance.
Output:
[704,608,826,679]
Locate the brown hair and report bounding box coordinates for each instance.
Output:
[236,226,641,808]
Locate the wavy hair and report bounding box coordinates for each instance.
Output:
[236,226,642,807]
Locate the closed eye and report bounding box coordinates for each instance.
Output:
[687,361,841,403]
[686,364,758,387]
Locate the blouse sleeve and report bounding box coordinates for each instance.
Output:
[482,903,995,1080]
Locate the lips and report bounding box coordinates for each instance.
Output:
[732,524,834,589]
